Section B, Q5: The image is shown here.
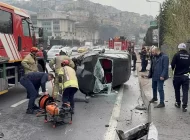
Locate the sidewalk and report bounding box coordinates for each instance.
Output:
[137,57,190,140]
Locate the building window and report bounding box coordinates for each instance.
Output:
[42,21,51,26]
[53,20,59,24]
[47,32,52,36]
[0,9,13,34]
[22,19,30,37]
[53,27,60,31]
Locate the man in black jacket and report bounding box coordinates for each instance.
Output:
[131,49,137,71]
[171,43,190,112]
[40,47,48,73]
[139,47,148,72]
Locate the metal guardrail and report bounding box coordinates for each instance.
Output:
[116,68,158,140]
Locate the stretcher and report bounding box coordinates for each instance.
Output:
[36,94,72,128]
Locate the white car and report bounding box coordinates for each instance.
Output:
[51,45,63,50]
[47,49,60,62]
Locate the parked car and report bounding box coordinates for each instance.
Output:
[72,47,78,52]
[47,49,60,62]
[51,45,63,50]
[78,47,88,53]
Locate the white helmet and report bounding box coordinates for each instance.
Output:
[59,49,68,55]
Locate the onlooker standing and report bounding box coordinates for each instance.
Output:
[40,47,48,73]
[149,47,169,108]
[131,49,137,71]
[139,47,148,72]
[40,47,47,62]
[171,43,190,112]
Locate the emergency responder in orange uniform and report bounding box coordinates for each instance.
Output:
[58,60,78,114]
[21,47,39,74]
[49,50,75,99]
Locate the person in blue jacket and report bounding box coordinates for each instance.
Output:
[148,47,169,108]
[20,72,54,114]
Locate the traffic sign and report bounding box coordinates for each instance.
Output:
[150,21,158,27]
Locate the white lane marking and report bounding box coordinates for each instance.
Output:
[10,89,48,108]
[104,85,124,140]
[11,99,28,108]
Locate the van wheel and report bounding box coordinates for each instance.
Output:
[38,64,43,72]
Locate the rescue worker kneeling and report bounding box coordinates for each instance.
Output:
[20,72,54,114]
[58,60,78,114]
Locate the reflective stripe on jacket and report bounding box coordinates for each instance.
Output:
[58,66,78,90]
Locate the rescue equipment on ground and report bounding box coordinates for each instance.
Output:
[37,94,73,128]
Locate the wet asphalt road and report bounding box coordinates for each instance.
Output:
[0,53,147,140]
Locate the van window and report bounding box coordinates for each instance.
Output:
[0,9,13,34]
[22,20,30,37]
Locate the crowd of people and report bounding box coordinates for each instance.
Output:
[17,43,190,115]
[138,44,190,112]
[20,47,78,114]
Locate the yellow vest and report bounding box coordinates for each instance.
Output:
[58,66,79,90]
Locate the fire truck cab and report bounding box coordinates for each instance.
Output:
[108,36,136,54]
[108,36,129,51]
[0,2,45,95]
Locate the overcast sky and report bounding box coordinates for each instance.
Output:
[90,0,165,17]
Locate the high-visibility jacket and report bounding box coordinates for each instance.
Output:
[49,55,75,73]
[58,66,79,91]
[21,53,38,74]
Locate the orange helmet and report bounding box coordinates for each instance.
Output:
[30,47,39,52]
[61,60,69,66]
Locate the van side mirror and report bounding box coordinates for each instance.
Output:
[39,28,43,37]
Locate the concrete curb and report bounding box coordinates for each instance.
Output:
[136,68,159,140]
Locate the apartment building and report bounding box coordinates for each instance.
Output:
[37,8,76,39]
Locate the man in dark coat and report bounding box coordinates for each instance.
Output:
[40,47,48,73]
[131,49,137,71]
[148,47,169,108]
[20,72,54,114]
[139,47,148,72]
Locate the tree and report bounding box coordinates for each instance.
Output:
[159,0,190,58]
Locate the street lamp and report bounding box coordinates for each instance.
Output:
[146,0,162,48]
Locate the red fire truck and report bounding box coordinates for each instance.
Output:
[0,2,45,95]
[108,36,135,51]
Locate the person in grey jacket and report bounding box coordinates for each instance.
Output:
[148,47,169,108]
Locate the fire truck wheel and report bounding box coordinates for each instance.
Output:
[38,64,43,72]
